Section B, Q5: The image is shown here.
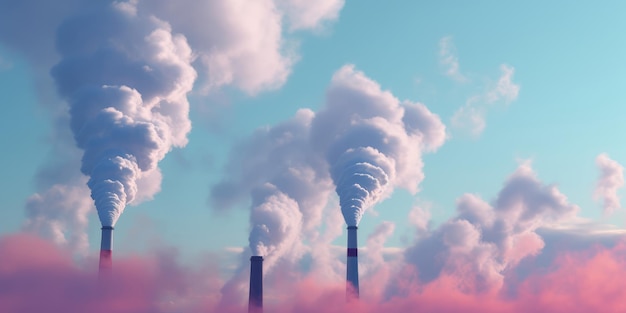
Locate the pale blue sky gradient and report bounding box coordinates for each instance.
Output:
[2,1,626,263]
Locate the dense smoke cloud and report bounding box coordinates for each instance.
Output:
[248,184,303,269]
[50,2,196,226]
[212,65,446,278]
[212,108,331,233]
[312,65,446,226]
[0,0,346,246]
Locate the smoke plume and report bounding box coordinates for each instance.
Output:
[212,65,445,274]
[0,0,345,248]
[50,2,196,226]
[249,184,303,269]
[311,65,446,226]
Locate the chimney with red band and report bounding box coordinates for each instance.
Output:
[346,225,359,299]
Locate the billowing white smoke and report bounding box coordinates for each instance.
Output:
[212,65,445,283]
[311,65,446,226]
[0,0,345,248]
[50,3,196,226]
[249,184,303,270]
[330,147,393,226]
[214,109,330,282]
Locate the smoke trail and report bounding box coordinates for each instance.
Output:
[248,183,303,269]
[213,65,445,288]
[331,146,392,226]
[311,65,446,227]
[50,2,196,226]
[215,111,330,306]
[0,0,346,249]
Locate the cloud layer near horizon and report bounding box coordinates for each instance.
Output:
[3,230,626,313]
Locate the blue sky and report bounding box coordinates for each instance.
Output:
[2,0,626,290]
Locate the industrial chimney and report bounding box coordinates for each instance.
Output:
[99,226,113,275]
[249,256,264,313]
[346,226,359,299]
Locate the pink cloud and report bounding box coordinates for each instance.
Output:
[0,234,229,313]
[3,232,626,312]
[515,243,626,313]
[451,64,520,137]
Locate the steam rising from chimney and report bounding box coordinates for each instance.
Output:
[212,65,446,301]
[311,65,446,228]
[248,184,302,270]
[310,65,446,299]
[332,148,391,227]
[50,3,196,228]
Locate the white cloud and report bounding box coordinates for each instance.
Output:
[439,36,466,82]
[0,0,346,96]
[487,64,520,104]
[451,65,520,136]
[23,182,93,255]
[277,0,345,31]
[224,246,245,254]
[408,204,431,234]
[140,0,345,95]
[405,162,579,291]
[594,153,624,214]
[450,97,486,137]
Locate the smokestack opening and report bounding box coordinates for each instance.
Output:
[249,256,264,313]
[99,226,114,276]
[346,226,359,300]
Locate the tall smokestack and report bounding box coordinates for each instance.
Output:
[99,226,113,275]
[249,256,263,313]
[346,226,359,299]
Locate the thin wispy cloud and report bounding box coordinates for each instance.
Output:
[451,64,520,136]
[451,97,486,137]
[487,64,520,104]
[594,153,624,214]
[439,36,466,82]
[277,0,345,32]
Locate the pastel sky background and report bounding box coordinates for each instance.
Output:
[2,1,626,312]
